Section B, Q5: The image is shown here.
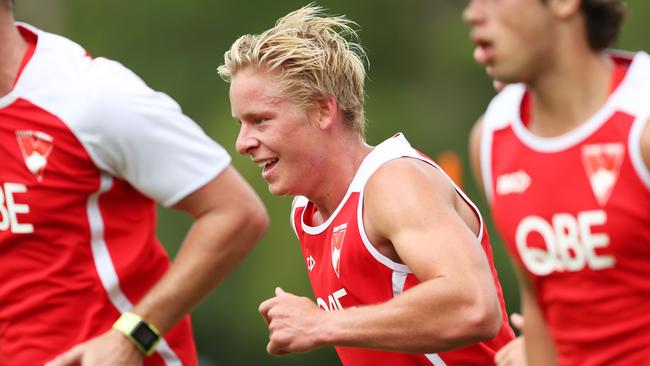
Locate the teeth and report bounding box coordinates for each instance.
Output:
[256,159,276,168]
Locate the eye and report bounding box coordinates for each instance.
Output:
[255,118,268,125]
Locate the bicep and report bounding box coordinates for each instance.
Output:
[364,159,492,282]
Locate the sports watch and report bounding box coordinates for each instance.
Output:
[113,311,161,356]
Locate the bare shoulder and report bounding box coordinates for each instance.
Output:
[468,116,485,192]
[469,116,485,151]
[366,158,455,202]
[363,158,456,237]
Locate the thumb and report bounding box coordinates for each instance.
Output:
[510,313,524,331]
[275,287,286,296]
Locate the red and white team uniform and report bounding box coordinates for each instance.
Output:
[480,52,650,365]
[291,134,515,366]
[0,24,231,365]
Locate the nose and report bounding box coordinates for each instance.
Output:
[462,0,484,26]
[235,123,259,156]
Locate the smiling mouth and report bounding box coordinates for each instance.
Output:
[254,158,279,177]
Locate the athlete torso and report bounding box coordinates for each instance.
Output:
[0,24,230,366]
[482,52,650,366]
[291,133,515,366]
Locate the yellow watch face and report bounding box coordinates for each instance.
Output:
[113,312,160,356]
[131,321,159,351]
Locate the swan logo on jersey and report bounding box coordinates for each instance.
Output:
[581,143,624,206]
[331,223,347,278]
[496,170,531,195]
[16,130,54,182]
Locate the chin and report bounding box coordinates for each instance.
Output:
[267,183,291,197]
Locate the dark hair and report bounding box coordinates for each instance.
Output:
[581,0,626,50]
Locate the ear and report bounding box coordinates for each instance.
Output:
[547,0,581,19]
[314,95,338,130]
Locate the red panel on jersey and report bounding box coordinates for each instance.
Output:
[485,53,650,365]
[291,135,515,365]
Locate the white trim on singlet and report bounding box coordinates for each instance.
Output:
[356,135,485,270]
[300,192,355,235]
[621,53,650,191]
[480,52,650,196]
[0,90,19,109]
[391,271,408,296]
[628,113,650,190]
[482,52,650,200]
[296,134,485,273]
[87,172,182,365]
[510,99,620,153]
[480,84,526,203]
[290,196,309,238]
[356,186,412,272]
[392,273,447,365]
[435,162,485,243]
[391,256,446,366]
[424,353,447,366]
[503,52,650,153]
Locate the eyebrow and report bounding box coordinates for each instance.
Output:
[234,109,273,121]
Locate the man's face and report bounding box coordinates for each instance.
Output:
[463,0,554,84]
[231,66,322,197]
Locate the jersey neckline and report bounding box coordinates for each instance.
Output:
[510,52,637,153]
[299,134,405,235]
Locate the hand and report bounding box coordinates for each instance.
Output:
[259,287,326,355]
[45,329,144,366]
[495,313,526,366]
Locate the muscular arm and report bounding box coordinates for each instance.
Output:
[515,265,557,366]
[261,158,503,355]
[133,166,268,332]
[48,166,268,365]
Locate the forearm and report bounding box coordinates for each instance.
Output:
[132,206,266,333]
[319,277,502,353]
[515,266,557,366]
[522,294,557,366]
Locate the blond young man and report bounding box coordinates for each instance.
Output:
[219,5,515,365]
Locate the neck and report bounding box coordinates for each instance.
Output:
[0,11,27,96]
[527,46,613,137]
[309,137,372,224]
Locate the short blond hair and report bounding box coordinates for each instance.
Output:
[218,4,368,139]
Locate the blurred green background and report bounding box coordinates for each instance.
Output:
[14,1,650,365]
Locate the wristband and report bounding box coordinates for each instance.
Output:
[113,311,161,356]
